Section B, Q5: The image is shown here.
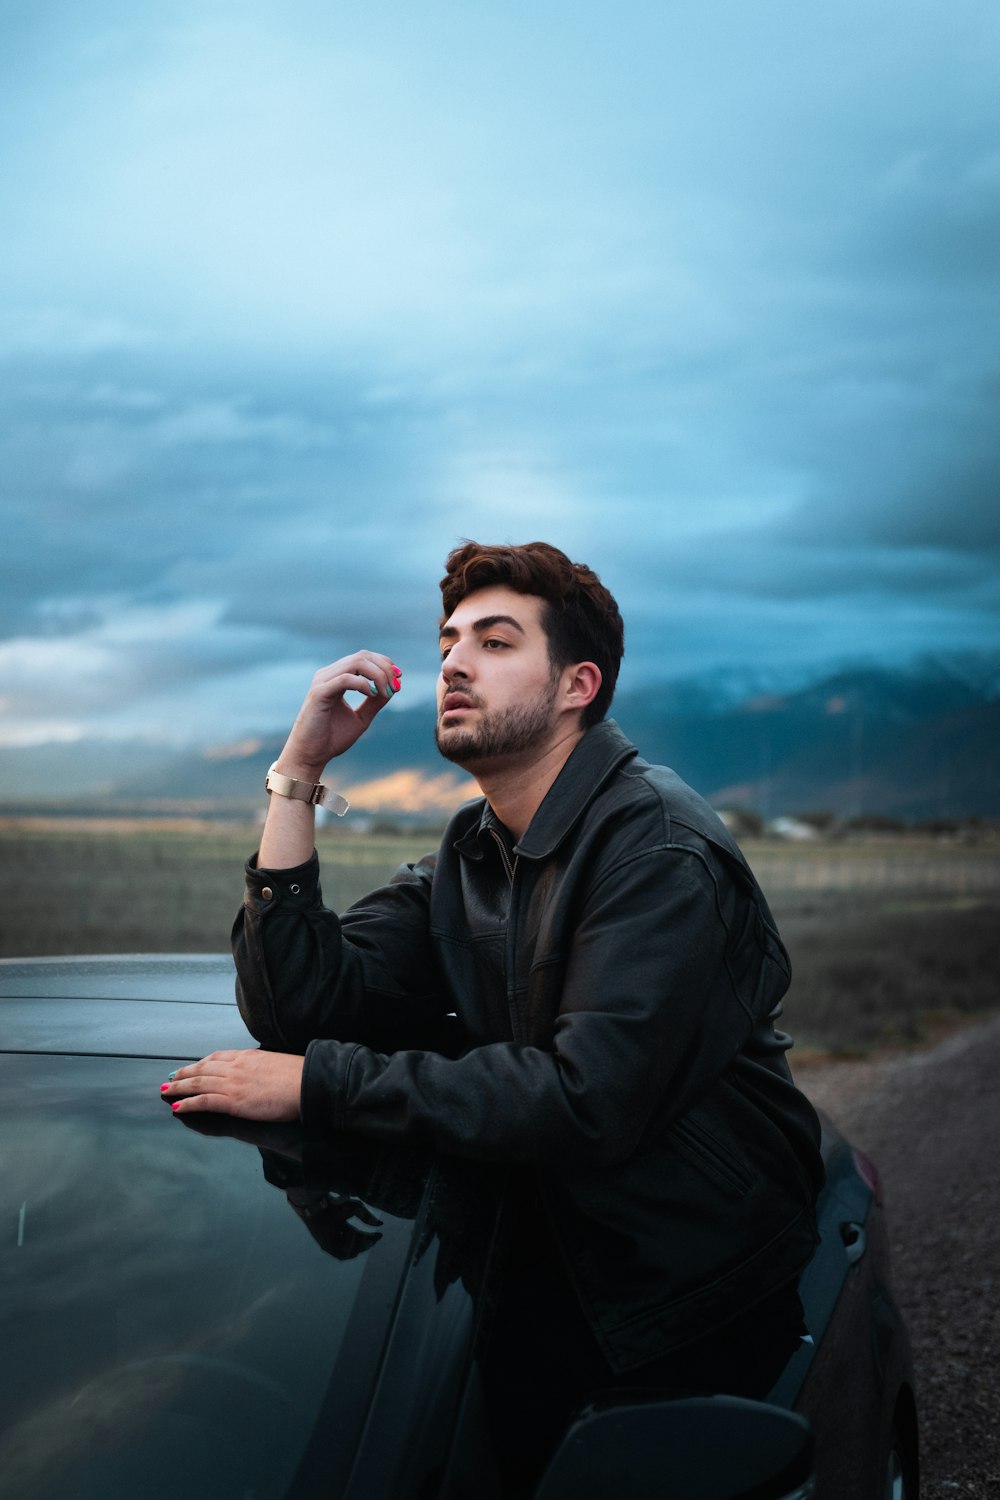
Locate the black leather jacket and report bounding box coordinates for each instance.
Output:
[234,720,823,1370]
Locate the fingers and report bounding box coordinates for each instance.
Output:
[277,654,403,775]
[160,1049,303,1122]
[169,1050,239,1081]
[313,653,402,705]
[351,663,403,732]
[169,1091,232,1115]
[161,1057,236,1115]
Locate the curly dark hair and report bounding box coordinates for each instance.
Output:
[439,541,624,728]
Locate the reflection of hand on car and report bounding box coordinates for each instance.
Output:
[171,1112,306,1159]
[283,1188,384,1261]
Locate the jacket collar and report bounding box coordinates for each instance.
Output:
[454,720,638,863]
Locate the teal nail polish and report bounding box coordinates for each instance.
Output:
[384,682,395,698]
[368,681,378,696]
[168,1071,177,1081]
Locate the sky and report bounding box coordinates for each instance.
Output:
[2,0,999,753]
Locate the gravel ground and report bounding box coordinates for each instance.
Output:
[796,1016,1000,1499]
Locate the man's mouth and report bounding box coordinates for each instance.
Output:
[441,692,477,716]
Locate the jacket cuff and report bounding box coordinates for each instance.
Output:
[301,1038,360,1132]
[243,850,322,916]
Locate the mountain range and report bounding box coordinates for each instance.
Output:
[2,657,997,822]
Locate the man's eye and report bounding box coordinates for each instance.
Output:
[483,638,508,650]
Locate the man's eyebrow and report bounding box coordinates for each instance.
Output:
[439,613,527,641]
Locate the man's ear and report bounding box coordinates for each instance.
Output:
[562,661,602,713]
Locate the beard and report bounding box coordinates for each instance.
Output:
[435,692,558,768]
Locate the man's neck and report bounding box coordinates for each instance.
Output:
[474,725,587,843]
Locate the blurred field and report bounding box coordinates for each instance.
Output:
[0,819,997,1059]
[743,838,1000,1059]
[0,818,431,960]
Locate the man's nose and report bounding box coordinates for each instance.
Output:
[441,645,472,681]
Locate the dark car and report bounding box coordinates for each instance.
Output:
[0,954,918,1500]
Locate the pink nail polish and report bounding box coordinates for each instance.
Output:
[171,1102,181,1112]
[160,1083,169,1092]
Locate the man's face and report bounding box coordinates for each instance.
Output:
[435,586,561,770]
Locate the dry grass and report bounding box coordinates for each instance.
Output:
[775,895,999,1057]
[0,819,434,959]
[739,839,1000,1056]
[1,820,997,1059]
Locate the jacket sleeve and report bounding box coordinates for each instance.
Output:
[232,850,461,1057]
[300,844,787,1168]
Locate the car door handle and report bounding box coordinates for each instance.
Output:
[841,1220,867,1265]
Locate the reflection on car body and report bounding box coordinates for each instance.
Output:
[0,955,918,1499]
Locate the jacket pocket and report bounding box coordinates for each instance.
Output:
[669,1113,755,1197]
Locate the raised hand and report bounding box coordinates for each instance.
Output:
[258,651,402,868]
[276,651,402,779]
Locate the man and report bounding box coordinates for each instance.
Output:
[164,541,822,1463]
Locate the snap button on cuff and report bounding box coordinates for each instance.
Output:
[290,883,301,895]
[261,886,274,901]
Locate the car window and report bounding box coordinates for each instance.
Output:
[0,1054,419,1500]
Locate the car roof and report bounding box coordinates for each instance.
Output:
[0,953,251,1059]
[0,953,236,1001]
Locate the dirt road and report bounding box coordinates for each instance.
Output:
[797,1015,1000,1498]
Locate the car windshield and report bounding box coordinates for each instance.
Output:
[0,1053,428,1500]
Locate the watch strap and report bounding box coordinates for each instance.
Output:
[266,763,349,817]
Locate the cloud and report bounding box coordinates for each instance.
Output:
[1,0,998,752]
[0,599,302,745]
[0,309,152,360]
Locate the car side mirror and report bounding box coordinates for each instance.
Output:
[533,1392,815,1500]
